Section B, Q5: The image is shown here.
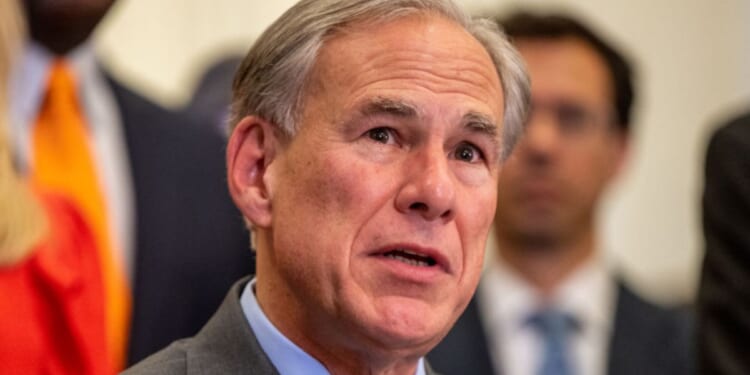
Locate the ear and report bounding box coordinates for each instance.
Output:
[227,116,279,228]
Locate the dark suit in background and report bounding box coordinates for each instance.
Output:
[108,78,253,364]
[699,110,750,375]
[185,55,243,137]
[429,281,692,375]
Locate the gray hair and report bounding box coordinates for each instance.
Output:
[230,0,530,160]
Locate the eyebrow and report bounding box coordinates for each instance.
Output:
[354,97,501,152]
[463,111,499,140]
[359,97,419,118]
[359,98,498,135]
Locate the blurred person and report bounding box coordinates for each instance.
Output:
[428,11,692,375]
[0,0,109,374]
[123,0,530,373]
[184,54,243,137]
[10,0,252,370]
[699,109,750,375]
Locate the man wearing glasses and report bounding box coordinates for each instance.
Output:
[429,11,692,375]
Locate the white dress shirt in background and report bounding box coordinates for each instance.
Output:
[477,255,616,375]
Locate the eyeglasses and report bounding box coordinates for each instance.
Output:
[528,99,615,137]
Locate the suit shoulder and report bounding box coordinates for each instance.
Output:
[707,111,750,155]
[106,76,221,148]
[715,111,750,137]
[106,77,172,118]
[611,283,694,374]
[122,339,190,375]
[108,76,227,178]
[617,283,692,331]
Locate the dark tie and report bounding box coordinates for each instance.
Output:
[527,308,579,375]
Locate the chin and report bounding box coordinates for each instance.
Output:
[362,295,453,353]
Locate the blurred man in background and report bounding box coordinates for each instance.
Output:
[429,11,692,375]
[10,0,251,371]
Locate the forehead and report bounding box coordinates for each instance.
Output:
[515,37,611,107]
[306,13,504,125]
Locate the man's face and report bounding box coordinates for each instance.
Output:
[261,15,504,354]
[495,38,626,246]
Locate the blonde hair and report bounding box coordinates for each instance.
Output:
[0,0,47,265]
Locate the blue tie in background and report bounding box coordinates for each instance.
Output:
[527,308,579,375]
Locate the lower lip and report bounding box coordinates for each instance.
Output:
[368,255,447,283]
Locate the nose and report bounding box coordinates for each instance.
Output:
[395,148,457,222]
[520,109,560,163]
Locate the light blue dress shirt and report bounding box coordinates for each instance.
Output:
[240,279,427,375]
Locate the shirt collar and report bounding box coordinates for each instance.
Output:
[478,253,615,336]
[554,254,615,335]
[240,279,427,375]
[9,40,101,172]
[11,40,97,124]
[478,259,538,336]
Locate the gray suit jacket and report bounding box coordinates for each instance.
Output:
[123,277,441,375]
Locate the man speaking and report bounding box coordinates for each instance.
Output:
[124,0,529,373]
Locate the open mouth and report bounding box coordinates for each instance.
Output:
[382,249,437,267]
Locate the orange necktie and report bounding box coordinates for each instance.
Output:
[30,60,131,372]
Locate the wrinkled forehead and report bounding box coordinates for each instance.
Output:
[306,13,504,119]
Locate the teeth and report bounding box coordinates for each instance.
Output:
[384,251,431,267]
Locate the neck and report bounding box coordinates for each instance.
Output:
[29,29,90,57]
[496,225,596,297]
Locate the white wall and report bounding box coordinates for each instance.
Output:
[94,0,750,304]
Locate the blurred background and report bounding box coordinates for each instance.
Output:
[94,0,750,304]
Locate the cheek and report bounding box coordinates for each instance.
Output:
[269,154,363,289]
[282,152,389,243]
[458,184,496,265]
[576,146,616,188]
[453,163,493,188]
[318,156,379,219]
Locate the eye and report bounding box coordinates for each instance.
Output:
[454,142,484,163]
[556,104,592,133]
[367,127,393,144]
